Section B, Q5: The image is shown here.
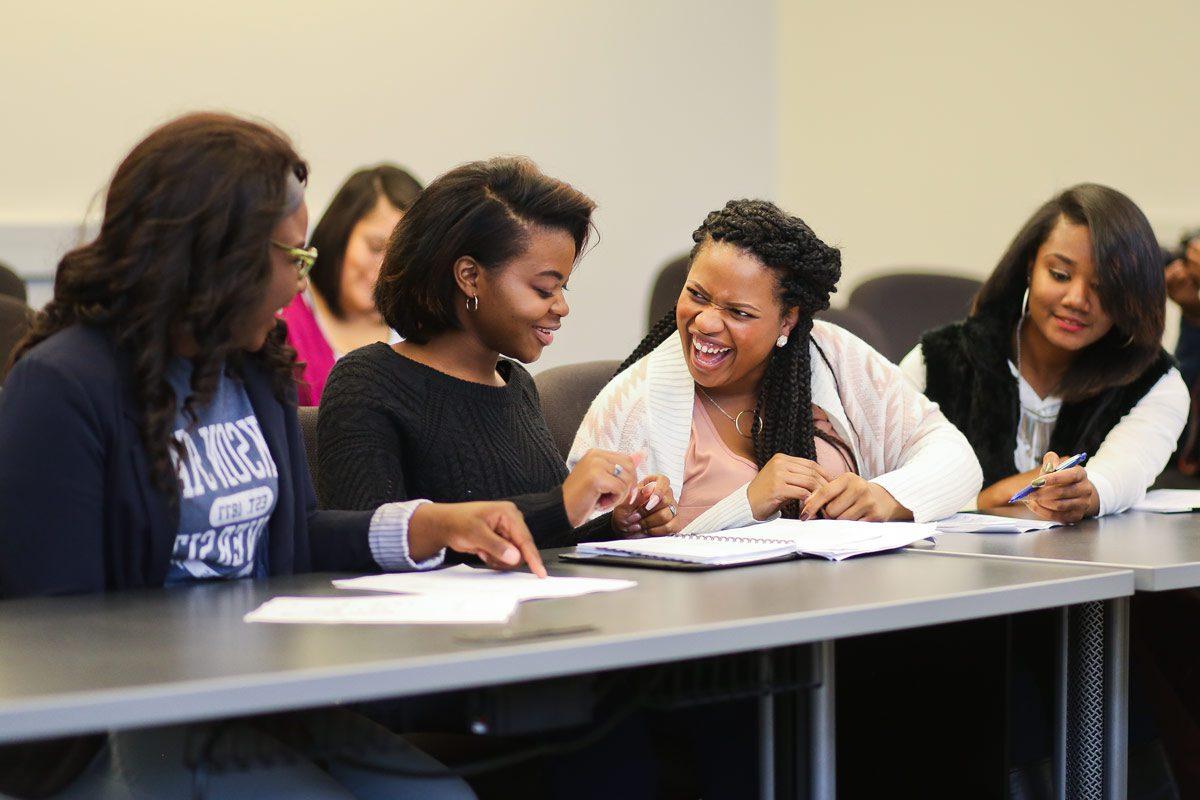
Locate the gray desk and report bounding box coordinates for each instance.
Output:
[0,553,1133,799]
[917,511,1200,591]
[912,510,1200,800]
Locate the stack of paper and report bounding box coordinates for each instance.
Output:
[1133,490,1200,514]
[934,513,1063,534]
[244,594,519,625]
[246,565,636,626]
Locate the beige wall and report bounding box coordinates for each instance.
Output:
[777,0,1200,346]
[7,1,1195,365]
[0,0,776,369]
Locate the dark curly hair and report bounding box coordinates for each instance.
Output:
[11,112,308,500]
[617,199,843,517]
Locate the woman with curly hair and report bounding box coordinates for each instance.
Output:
[0,112,541,798]
[572,199,981,534]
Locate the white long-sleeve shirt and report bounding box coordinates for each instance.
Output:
[898,344,1189,516]
[569,321,983,532]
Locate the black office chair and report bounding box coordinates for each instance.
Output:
[646,253,689,331]
[0,295,32,385]
[297,406,320,500]
[815,307,891,355]
[534,360,621,460]
[0,262,27,304]
[847,272,982,362]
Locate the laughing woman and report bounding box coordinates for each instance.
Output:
[899,184,1189,522]
[571,199,982,534]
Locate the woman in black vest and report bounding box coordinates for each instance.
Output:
[899,183,1188,522]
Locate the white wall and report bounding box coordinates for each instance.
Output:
[0,0,776,369]
[777,0,1200,346]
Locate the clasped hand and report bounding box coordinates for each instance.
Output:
[747,454,909,522]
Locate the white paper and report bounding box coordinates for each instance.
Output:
[244,594,518,625]
[333,564,636,601]
[727,518,938,560]
[934,513,1062,534]
[1133,489,1200,514]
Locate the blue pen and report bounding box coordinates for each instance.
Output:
[1008,452,1088,504]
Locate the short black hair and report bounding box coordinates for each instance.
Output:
[973,183,1165,400]
[375,157,595,343]
[308,164,423,318]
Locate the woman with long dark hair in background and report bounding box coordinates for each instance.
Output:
[281,163,423,404]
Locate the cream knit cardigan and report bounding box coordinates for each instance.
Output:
[568,321,983,533]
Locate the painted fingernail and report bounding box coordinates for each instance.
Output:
[502,546,519,564]
[799,511,810,522]
[1031,477,1046,488]
[628,513,642,523]
[644,494,660,511]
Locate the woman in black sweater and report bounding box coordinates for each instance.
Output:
[317,157,678,545]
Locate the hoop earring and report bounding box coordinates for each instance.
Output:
[466,295,479,312]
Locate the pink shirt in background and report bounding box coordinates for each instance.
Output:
[674,396,855,529]
[279,293,335,406]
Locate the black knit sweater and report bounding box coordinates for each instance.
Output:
[317,344,602,548]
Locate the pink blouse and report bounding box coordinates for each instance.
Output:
[279,293,335,406]
[674,396,855,529]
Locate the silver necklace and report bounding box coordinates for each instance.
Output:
[697,386,762,438]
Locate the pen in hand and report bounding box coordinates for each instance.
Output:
[1008,452,1088,504]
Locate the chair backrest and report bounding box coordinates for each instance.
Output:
[0,295,32,385]
[815,307,891,356]
[0,262,27,304]
[646,253,689,331]
[534,360,622,460]
[297,405,320,498]
[847,272,982,362]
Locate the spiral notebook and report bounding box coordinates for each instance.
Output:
[574,518,938,566]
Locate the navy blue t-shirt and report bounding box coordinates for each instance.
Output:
[164,359,279,585]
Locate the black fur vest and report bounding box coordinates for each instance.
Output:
[920,315,1175,485]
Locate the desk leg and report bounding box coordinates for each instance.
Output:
[1104,597,1129,800]
[759,651,775,800]
[1056,599,1130,800]
[809,640,835,800]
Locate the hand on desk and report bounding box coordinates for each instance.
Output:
[1018,451,1100,524]
[408,501,547,577]
[612,474,679,536]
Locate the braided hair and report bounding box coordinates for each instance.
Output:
[618,199,842,516]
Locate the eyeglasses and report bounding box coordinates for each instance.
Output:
[270,240,318,280]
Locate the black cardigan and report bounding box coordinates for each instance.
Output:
[920,314,1175,486]
[317,344,606,548]
[0,324,379,598]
